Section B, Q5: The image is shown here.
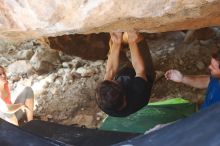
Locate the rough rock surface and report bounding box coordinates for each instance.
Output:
[0,0,220,40]
[48,33,110,60]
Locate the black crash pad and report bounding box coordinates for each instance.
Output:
[0,119,65,146]
[21,120,140,146]
[114,102,220,146]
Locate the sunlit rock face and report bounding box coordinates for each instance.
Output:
[0,0,220,41]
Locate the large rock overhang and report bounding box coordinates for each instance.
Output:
[0,0,220,41]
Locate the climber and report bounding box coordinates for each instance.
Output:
[95,31,155,117]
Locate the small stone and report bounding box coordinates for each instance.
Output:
[178,59,184,66]
[12,75,21,83]
[76,67,87,75]
[46,114,53,119]
[17,49,34,60]
[92,60,105,66]
[58,68,65,74]
[170,43,175,46]
[196,61,205,70]
[199,40,211,46]
[167,47,175,52]
[62,62,70,68]
[50,88,58,95]
[55,79,62,85]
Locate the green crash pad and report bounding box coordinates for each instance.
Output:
[99,98,196,133]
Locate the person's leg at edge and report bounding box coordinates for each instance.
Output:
[5,114,18,126]
[14,87,34,122]
[25,97,34,121]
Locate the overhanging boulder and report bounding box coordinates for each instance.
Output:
[0,0,220,41]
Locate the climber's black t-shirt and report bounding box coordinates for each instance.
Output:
[103,67,153,117]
